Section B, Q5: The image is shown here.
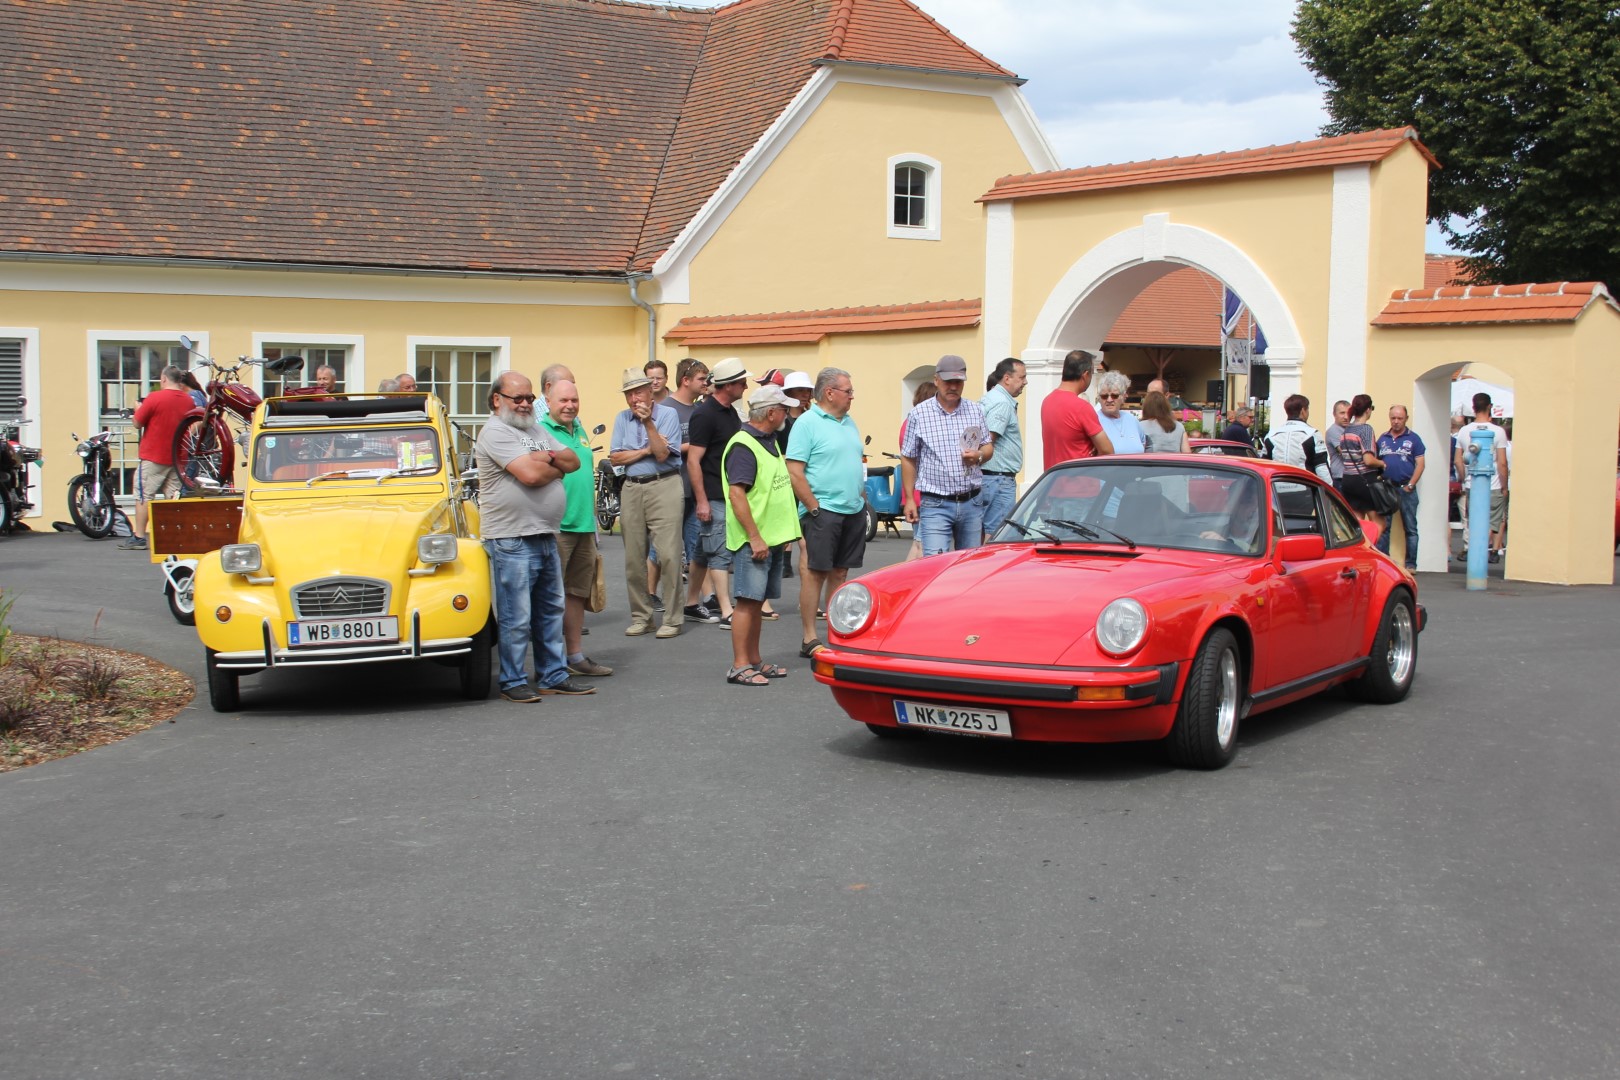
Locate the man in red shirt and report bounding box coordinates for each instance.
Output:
[120,366,197,550]
[1041,349,1114,466]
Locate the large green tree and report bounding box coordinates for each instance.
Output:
[1293,0,1620,288]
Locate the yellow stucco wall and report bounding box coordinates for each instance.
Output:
[3,272,643,520]
[679,81,1035,316]
[1365,144,1432,312]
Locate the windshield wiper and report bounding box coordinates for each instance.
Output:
[373,465,440,484]
[305,468,391,487]
[999,519,1058,543]
[1046,516,1137,550]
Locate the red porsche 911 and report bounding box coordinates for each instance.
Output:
[812,456,1425,769]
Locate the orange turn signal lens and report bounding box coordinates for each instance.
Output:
[214,606,232,623]
[813,657,836,679]
[452,594,469,611]
[1075,685,1129,702]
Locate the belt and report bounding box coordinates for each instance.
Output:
[625,471,677,485]
[920,488,981,502]
[983,470,1018,477]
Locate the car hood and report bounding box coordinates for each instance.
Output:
[242,492,454,585]
[847,543,1238,666]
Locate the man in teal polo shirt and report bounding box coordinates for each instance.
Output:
[784,367,864,658]
[541,378,613,677]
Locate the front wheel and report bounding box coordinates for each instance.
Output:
[1349,593,1417,703]
[0,493,11,534]
[458,622,494,700]
[595,477,619,533]
[166,564,196,626]
[205,648,240,712]
[1166,627,1243,769]
[864,500,878,542]
[67,474,118,538]
[175,415,231,491]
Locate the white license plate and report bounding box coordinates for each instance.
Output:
[287,616,399,647]
[894,699,1012,738]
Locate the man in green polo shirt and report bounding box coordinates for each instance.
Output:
[721,385,802,687]
[784,366,864,658]
[541,379,613,677]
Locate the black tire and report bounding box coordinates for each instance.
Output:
[866,722,917,739]
[205,648,240,712]
[0,493,11,534]
[458,621,494,700]
[595,485,619,533]
[1166,627,1243,770]
[864,500,878,542]
[175,415,226,492]
[1349,592,1418,704]
[67,474,118,538]
[166,565,196,626]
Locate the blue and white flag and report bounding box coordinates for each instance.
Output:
[1222,286,1244,338]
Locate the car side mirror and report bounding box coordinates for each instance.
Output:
[1276,534,1326,562]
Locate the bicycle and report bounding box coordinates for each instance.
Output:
[171,335,305,491]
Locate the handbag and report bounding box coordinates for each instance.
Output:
[1368,477,1401,515]
[586,552,608,613]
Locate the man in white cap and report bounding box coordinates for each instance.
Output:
[901,354,993,556]
[684,356,751,627]
[610,367,686,638]
[721,384,802,685]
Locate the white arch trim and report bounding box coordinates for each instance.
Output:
[1026,214,1304,371]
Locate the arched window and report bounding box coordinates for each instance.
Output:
[887,154,941,241]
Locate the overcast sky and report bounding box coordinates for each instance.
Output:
[685,0,1453,252]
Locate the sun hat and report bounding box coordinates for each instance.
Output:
[620,367,653,392]
[783,371,814,392]
[709,357,751,385]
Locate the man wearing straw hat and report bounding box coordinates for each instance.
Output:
[609,366,686,638]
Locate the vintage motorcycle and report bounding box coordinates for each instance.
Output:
[1,398,43,535]
[592,423,622,532]
[67,414,129,539]
[171,335,306,491]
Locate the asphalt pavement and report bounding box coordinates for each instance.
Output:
[2,528,1618,1079]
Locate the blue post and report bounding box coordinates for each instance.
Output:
[1464,428,1496,590]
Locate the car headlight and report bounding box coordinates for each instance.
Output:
[828,582,873,636]
[418,534,458,564]
[1095,598,1148,656]
[220,544,263,574]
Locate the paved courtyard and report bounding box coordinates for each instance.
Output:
[2,529,1618,1078]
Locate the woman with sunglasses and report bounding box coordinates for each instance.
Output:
[1093,370,1145,454]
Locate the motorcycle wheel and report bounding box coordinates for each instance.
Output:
[166,564,197,626]
[174,415,230,491]
[0,493,11,534]
[595,486,619,533]
[67,474,118,538]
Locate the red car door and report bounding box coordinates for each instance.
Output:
[1259,479,1361,689]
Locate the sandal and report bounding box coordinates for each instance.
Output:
[725,664,770,687]
[757,662,789,679]
[760,609,780,621]
[799,638,825,658]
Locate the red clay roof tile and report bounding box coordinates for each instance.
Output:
[1373,282,1617,326]
[1104,267,1252,348]
[980,127,1439,204]
[664,298,980,345]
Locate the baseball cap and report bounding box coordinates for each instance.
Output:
[755,368,786,387]
[709,357,751,385]
[748,385,794,410]
[935,354,968,380]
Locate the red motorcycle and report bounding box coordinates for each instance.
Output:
[172,335,307,491]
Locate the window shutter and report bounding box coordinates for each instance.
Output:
[0,340,23,422]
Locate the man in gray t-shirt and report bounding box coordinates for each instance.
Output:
[474,372,594,702]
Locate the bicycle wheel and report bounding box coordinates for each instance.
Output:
[175,415,228,491]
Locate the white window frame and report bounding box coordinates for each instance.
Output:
[85,329,204,503]
[405,335,509,456]
[887,153,942,241]
[0,327,42,518]
[251,332,366,396]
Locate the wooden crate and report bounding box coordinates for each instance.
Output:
[149,495,243,557]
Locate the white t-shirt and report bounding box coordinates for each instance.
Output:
[1458,422,1510,492]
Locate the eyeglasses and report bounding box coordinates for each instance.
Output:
[495,391,537,405]
[828,386,854,396]
[1098,393,1122,400]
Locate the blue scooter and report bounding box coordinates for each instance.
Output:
[863,437,904,541]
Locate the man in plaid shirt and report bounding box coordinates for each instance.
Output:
[901,354,994,556]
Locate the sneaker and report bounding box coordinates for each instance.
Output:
[625,622,652,637]
[655,624,681,639]
[500,684,542,703]
[567,657,614,677]
[118,535,148,550]
[540,677,597,696]
[684,603,719,624]
[717,613,733,629]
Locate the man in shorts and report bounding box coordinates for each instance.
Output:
[785,367,863,657]
[684,356,750,626]
[721,385,802,686]
[541,377,613,676]
[120,365,196,550]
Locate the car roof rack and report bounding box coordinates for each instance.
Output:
[262,394,432,426]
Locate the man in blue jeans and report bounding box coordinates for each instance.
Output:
[474,371,598,703]
[977,357,1026,539]
[901,354,993,556]
[1375,403,1426,570]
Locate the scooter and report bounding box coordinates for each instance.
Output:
[1,398,43,535]
[862,436,904,541]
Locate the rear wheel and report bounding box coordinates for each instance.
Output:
[205,648,240,712]
[0,493,11,534]
[595,475,619,533]
[866,722,917,739]
[166,564,196,626]
[864,499,878,542]
[1166,627,1242,769]
[175,415,229,491]
[458,622,494,700]
[1350,592,1417,703]
[67,474,118,538]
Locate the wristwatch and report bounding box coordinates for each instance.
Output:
[809,507,821,517]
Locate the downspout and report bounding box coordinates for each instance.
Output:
[628,275,657,367]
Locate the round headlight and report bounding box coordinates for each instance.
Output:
[77,443,91,458]
[827,582,873,637]
[1095,598,1149,656]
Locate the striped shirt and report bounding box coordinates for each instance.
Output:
[901,396,992,496]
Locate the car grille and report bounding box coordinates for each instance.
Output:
[291,578,390,618]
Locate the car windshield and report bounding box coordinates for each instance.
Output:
[996,460,1268,556]
[251,426,443,483]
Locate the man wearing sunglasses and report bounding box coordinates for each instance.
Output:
[475,371,596,703]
